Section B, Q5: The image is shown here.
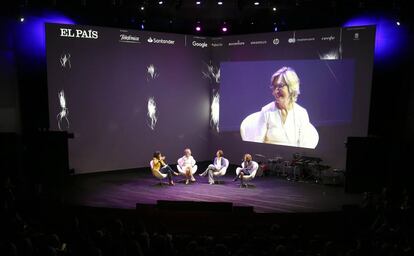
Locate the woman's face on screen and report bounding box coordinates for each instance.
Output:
[272,78,291,110]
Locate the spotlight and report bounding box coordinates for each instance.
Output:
[196,1,201,4]
[20,17,25,22]
[396,21,400,26]
[273,22,278,31]
[254,2,259,6]
[141,23,145,29]
[196,26,201,32]
[218,1,223,5]
[158,1,163,4]
[222,26,227,32]
[140,6,145,10]
[272,7,277,11]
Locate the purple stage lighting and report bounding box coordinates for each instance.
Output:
[196,26,201,32]
[17,12,74,57]
[222,26,227,32]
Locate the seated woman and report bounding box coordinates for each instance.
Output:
[199,150,229,185]
[177,148,197,185]
[233,154,258,186]
[151,151,178,186]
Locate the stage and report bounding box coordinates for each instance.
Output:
[64,167,363,213]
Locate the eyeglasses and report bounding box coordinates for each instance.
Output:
[269,83,287,91]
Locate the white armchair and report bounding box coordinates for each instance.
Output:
[176,157,198,175]
[240,112,266,143]
[212,158,229,184]
[176,165,198,175]
[150,160,168,185]
[300,123,319,149]
[236,161,259,187]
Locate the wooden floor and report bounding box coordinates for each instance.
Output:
[65,170,363,213]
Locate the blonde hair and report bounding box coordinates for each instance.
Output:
[271,67,300,102]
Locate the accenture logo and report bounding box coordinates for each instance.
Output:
[119,34,140,43]
[147,37,175,45]
[192,41,208,48]
[228,40,245,46]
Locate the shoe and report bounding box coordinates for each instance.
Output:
[199,173,204,177]
[209,181,214,185]
[191,178,196,182]
[185,180,189,185]
[173,172,179,176]
[169,181,175,186]
[233,177,238,182]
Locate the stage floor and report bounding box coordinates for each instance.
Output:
[65,170,363,213]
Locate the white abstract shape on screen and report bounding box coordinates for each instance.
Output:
[213,68,220,83]
[210,92,220,132]
[57,90,70,130]
[147,64,159,81]
[319,50,339,60]
[147,97,158,130]
[202,62,220,84]
[60,53,71,69]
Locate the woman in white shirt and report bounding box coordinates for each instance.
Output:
[177,148,197,184]
[240,67,319,149]
[199,150,229,185]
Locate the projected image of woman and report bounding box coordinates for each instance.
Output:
[240,67,319,148]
